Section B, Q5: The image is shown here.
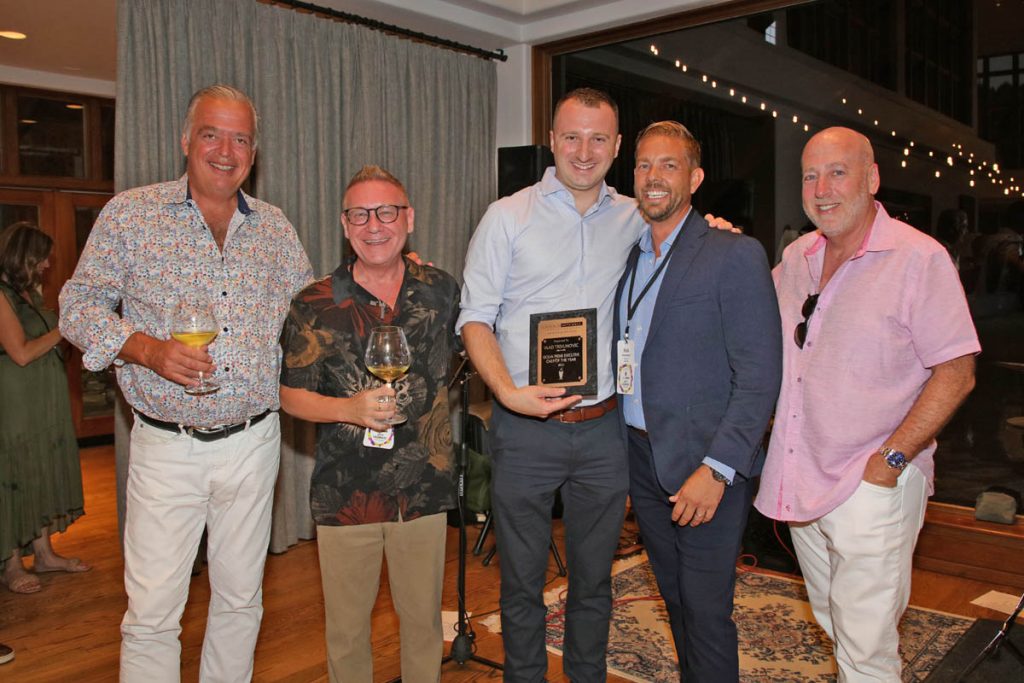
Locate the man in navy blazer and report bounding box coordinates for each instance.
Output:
[614,121,782,682]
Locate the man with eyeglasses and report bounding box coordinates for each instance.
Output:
[754,127,979,682]
[280,165,460,683]
[60,85,313,681]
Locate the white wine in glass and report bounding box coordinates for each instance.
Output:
[171,299,220,395]
[364,325,411,425]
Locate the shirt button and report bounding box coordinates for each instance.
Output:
[806,341,813,347]
[221,291,227,297]
[222,327,228,332]
[788,448,794,453]
[796,377,802,383]
[792,414,797,418]
[785,505,791,512]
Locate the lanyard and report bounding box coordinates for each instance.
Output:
[624,232,683,339]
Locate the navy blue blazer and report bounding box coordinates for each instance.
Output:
[614,210,782,493]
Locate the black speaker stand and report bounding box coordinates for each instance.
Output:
[956,589,1024,681]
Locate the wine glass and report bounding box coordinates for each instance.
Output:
[170,298,220,395]
[364,325,411,425]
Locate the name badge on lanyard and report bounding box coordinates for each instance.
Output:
[616,338,635,395]
[618,230,683,396]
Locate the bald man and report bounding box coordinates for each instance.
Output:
[754,127,979,682]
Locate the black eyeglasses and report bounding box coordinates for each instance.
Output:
[793,293,819,349]
[342,204,408,226]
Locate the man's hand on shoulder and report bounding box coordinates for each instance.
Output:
[704,214,742,234]
[669,464,726,527]
[497,384,582,419]
[406,251,434,267]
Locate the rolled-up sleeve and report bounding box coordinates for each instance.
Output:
[58,198,138,371]
[456,203,512,334]
[907,249,981,368]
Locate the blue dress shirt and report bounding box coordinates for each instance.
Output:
[458,167,645,405]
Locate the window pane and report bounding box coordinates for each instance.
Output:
[17,95,86,178]
[100,104,115,181]
[989,54,1013,71]
[0,203,39,229]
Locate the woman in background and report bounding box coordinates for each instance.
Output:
[0,222,90,594]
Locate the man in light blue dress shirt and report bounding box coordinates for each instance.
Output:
[614,121,781,682]
[459,88,640,683]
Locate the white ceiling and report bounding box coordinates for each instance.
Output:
[0,0,718,87]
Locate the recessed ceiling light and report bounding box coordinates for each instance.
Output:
[66,103,84,110]
[0,31,27,40]
[19,118,37,124]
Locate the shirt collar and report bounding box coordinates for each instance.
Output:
[539,166,616,211]
[169,174,254,215]
[803,200,895,259]
[639,207,692,255]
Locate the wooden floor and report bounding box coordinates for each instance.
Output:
[0,445,1020,682]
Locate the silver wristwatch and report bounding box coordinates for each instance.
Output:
[880,447,907,471]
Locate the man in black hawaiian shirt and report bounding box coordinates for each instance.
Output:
[280,165,460,683]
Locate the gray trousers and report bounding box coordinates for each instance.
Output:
[489,403,628,683]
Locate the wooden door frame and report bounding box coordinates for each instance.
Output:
[0,187,114,438]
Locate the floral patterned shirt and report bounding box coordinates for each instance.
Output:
[59,176,313,427]
[280,258,459,526]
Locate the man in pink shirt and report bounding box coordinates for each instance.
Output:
[754,127,979,682]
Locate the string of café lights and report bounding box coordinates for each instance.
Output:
[647,43,1024,199]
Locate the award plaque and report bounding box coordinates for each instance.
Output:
[529,308,598,396]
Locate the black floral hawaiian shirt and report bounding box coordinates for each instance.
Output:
[280,257,460,526]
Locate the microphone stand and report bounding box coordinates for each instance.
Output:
[390,356,503,683]
[443,354,504,671]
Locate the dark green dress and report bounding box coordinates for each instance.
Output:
[0,281,84,558]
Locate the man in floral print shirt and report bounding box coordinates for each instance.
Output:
[280,165,459,683]
[60,85,312,682]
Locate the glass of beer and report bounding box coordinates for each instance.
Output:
[171,299,220,395]
[364,325,411,424]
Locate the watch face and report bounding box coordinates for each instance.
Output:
[884,449,907,469]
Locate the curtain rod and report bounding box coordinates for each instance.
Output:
[264,0,509,62]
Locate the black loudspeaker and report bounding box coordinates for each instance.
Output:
[498,145,553,198]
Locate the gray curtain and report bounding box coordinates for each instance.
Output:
[114,0,497,551]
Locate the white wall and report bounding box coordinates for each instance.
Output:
[0,65,115,97]
[496,43,532,148]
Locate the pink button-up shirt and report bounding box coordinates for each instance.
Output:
[754,203,980,522]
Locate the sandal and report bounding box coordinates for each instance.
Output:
[2,572,42,594]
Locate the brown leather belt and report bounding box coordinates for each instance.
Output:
[551,396,617,424]
[628,426,649,438]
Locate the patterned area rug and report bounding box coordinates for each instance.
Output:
[540,553,973,682]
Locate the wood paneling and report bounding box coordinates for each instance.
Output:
[915,502,1024,589]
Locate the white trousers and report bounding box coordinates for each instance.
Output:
[789,465,928,683]
[120,412,281,683]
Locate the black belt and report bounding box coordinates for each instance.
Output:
[134,409,272,442]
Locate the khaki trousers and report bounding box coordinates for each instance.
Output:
[316,512,447,683]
